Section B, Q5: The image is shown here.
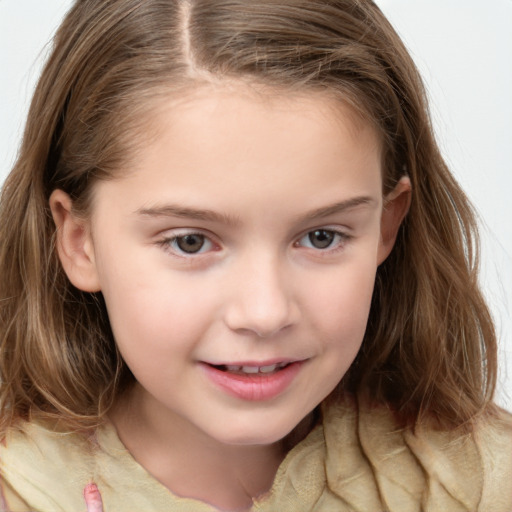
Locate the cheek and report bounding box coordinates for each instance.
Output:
[96,254,219,359]
[309,259,377,351]
[100,281,221,387]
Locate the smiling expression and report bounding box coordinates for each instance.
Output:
[56,85,405,446]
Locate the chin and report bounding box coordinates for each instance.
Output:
[213,426,289,447]
[208,412,312,447]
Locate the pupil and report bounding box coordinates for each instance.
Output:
[309,230,334,249]
[177,234,205,253]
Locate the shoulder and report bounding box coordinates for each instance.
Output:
[320,397,512,512]
[0,478,31,512]
[0,420,214,512]
[473,408,512,510]
[0,420,96,511]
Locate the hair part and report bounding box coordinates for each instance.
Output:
[0,0,497,437]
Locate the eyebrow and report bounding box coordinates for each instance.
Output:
[297,196,377,222]
[136,204,240,226]
[136,196,376,225]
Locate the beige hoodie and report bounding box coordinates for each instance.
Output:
[1,397,511,512]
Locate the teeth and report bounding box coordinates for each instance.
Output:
[241,366,260,374]
[219,362,290,374]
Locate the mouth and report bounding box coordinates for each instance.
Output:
[200,359,305,401]
[207,361,291,376]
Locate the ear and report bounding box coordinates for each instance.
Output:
[49,189,101,292]
[377,176,411,265]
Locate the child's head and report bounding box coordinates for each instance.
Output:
[0,0,497,437]
[50,88,412,445]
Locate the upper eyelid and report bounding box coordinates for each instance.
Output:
[157,226,216,240]
[156,225,352,247]
[157,232,216,259]
[295,228,350,244]
[156,225,351,239]
[295,224,352,240]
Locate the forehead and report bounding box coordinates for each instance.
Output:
[130,83,381,169]
[91,84,384,217]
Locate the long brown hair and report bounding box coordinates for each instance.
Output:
[0,0,497,436]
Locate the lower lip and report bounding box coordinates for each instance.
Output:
[200,362,304,401]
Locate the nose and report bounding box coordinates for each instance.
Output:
[223,253,298,338]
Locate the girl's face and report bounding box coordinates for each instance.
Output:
[54,86,408,446]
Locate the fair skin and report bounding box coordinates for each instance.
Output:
[52,85,410,512]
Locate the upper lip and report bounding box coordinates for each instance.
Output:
[201,358,305,367]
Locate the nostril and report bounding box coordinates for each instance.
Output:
[254,323,293,339]
[223,267,297,337]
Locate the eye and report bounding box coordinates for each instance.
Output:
[161,233,214,255]
[296,229,348,250]
[175,234,208,253]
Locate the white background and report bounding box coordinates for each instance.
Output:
[1,1,511,410]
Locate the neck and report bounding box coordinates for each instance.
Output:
[109,385,314,511]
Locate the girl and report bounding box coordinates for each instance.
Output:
[0,1,510,511]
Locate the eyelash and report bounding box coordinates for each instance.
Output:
[294,229,351,252]
[157,227,351,258]
[157,231,216,257]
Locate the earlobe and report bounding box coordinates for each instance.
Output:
[49,189,101,292]
[377,176,412,265]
